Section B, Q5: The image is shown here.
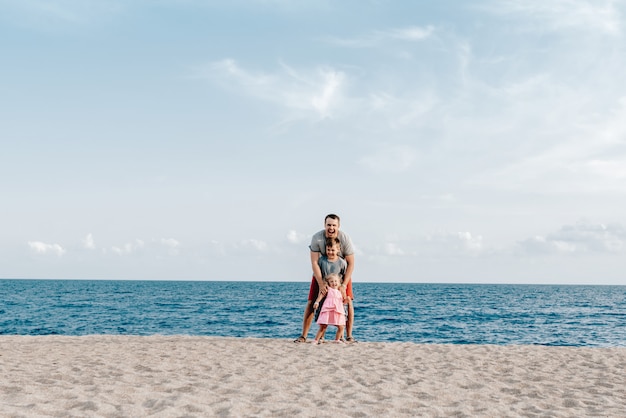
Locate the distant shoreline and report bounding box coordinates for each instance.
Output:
[2,277,625,286]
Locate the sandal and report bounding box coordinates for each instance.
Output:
[293,335,307,343]
[345,336,358,343]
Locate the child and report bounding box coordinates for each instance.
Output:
[318,237,347,281]
[312,273,346,344]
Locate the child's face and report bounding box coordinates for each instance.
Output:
[326,243,340,259]
[327,276,340,288]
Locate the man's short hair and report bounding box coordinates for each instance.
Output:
[325,213,340,224]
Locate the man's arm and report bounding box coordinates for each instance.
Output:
[341,254,355,291]
[310,251,326,294]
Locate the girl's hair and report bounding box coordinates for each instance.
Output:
[324,273,340,283]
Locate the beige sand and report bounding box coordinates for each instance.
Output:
[1,336,625,417]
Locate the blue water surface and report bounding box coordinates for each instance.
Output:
[1,280,625,346]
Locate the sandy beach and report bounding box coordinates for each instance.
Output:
[1,336,624,417]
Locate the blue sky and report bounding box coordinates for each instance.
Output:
[2,0,626,284]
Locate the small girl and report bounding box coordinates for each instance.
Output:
[312,273,346,344]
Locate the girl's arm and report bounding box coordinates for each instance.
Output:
[313,292,325,309]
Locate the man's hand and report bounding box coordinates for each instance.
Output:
[318,282,328,296]
[339,284,347,301]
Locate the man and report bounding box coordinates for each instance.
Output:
[294,213,356,343]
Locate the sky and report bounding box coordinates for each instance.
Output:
[2,0,626,284]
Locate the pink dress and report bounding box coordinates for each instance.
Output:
[316,288,346,326]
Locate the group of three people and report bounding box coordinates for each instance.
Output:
[294,213,357,344]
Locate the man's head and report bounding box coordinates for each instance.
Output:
[324,214,340,238]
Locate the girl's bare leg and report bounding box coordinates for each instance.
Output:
[334,325,345,341]
[314,325,328,344]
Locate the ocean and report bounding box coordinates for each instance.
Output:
[1,279,625,347]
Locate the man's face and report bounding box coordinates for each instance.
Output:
[324,218,340,238]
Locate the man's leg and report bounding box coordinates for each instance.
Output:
[345,299,355,340]
[295,276,319,343]
[301,300,315,339]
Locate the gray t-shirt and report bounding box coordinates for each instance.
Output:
[309,230,354,257]
[318,255,347,281]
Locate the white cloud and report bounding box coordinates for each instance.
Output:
[83,233,96,250]
[519,236,577,255]
[385,26,435,41]
[28,241,66,256]
[426,231,484,255]
[287,230,308,244]
[159,238,180,256]
[382,242,405,256]
[204,59,346,120]
[111,239,145,255]
[310,69,343,118]
[365,230,485,260]
[325,25,435,47]
[160,238,180,248]
[455,232,484,252]
[473,95,626,193]
[237,239,269,253]
[518,222,626,255]
[209,58,271,89]
[486,0,622,35]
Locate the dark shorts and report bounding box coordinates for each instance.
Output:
[308,276,354,301]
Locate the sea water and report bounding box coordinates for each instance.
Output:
[1,280,625,346]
